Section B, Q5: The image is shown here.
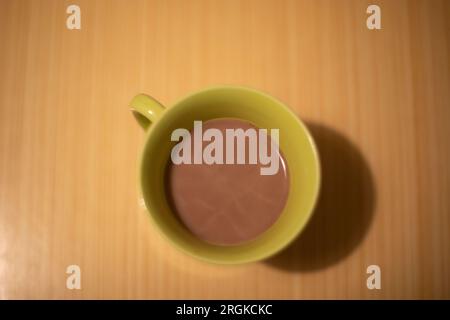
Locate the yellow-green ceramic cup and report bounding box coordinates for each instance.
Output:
[130,86,320,264]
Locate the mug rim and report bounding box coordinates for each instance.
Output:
[139,85,321,264]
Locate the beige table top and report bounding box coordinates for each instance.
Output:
[0,0,449,299]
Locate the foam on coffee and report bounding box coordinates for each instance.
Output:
[165,118,290,246]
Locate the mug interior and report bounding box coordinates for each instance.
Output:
[140,87,320,264]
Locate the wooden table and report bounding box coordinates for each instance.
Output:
[0,0,449,299]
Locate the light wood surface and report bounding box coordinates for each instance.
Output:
[0,0,449,299]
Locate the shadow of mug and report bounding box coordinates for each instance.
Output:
[266,122,376,272]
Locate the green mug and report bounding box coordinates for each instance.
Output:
[130,86,320,264]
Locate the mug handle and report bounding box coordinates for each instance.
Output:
[130,94,165,130]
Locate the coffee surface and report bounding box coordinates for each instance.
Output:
[165,118,289,246]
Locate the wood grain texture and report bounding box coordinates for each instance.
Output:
[0,0,449,299]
